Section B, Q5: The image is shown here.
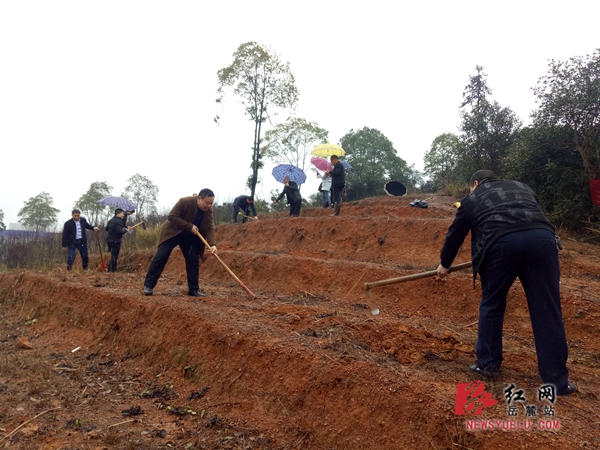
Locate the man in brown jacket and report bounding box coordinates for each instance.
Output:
[143,189,217,297]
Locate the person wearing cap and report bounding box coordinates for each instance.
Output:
[232,195,258,223]
[326,155,345,216]
[61,209,100,271]
[437,170,576,396]
[143,189,217,297]
[273,176,302,217]
[106,208,129,272]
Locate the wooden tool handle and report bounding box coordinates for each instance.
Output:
[193,230,255,297]
[362,261,473,316]
[364,261,472,291]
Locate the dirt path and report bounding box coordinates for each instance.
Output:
[1,195,599,449]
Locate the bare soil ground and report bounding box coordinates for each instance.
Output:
[1,195,600,450]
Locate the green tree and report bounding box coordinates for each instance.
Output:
[458,65,522,175]
[263,117,328,173]
[340,127,418,201]
[423,133,460,190]
[121,174,159,221]
[74,181,113,225]
[17,192,60,234]
[216,42,299,199]
[0,209,5,232]
[502,126,598,229]
[532,49,600,179]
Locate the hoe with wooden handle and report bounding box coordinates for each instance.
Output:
[193,229,255,297]
[363,261,473,315]
[128,221,147,230]
[237,212,258,221]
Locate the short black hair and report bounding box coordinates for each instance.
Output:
[247,196,254,202]
[469,170,498,187]
[115,208,124,215]
[198,188,215,199]
[72,209,81,214]
[331,155,339,160]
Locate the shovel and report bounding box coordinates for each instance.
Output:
[363,261,472,315]
[193,229,255,297]
[95,231,106,272]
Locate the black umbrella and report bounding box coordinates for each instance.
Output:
[384,181,407,197]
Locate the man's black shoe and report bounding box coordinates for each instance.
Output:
[143,287,153,296]
[558,382,577,396]
[469,364,500,379]
[188,290,206,297]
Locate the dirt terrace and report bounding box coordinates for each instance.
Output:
[1,195,599,449]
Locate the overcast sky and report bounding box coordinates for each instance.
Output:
[1,1,599,228]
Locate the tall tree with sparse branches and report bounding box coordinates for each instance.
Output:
[74,181,113,226]
[121,174,158,221]
[0,209,5,232]
[216,42,299,198]
[18,192,60,235]
[532,48,600,179]
[459,65,521,175]
[263,117,328,173]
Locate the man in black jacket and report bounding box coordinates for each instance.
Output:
[232,195,258,223]
[437,170,576,395]
[106,209,129,272]
[273,177,302,217]
[61,209,99,271]
[327,155,345,216]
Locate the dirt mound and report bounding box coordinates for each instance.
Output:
[1,195,599,449]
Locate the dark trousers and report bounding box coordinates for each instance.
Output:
[477,229,569,391]
[144,232,201,291]
[331,186,344,215]
[107,240,121,272]
[67,240,89,269]
[289,200,302,217]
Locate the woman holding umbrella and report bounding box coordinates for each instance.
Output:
[273,177,302,217]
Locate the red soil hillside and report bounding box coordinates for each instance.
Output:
[1,195,599,449]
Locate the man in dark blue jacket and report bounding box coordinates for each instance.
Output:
[326,155,345,216]
[232,195,258,223]
[437,170,576,395]
[61,209,99,271]
[273,177,302,217]
[106,209,129,272]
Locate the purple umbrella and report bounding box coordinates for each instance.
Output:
[272,164,307,185]
[310,157,333,172]
[97,196,137,211]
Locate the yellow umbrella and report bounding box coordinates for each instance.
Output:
[310,143,345,157]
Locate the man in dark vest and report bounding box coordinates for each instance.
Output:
[437,170,576,396]
[61,209,100,271]
[143,189,217,297]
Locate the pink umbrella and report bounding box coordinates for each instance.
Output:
[310,156,333,172]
